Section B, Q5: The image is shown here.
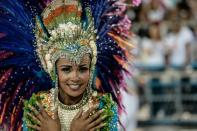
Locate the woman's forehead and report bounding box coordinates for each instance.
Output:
[57,54,91,65]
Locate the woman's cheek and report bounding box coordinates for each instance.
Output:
[79,72,90,82]
[59,72,69,82]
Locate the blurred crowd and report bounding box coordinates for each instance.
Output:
[126,0,197,124]
[129,0,197,71]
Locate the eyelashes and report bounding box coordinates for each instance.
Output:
[61,67,89,73]
[61,67,71,73]
[79,67,89,73]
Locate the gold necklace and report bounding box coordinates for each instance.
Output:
[58,90,89,110]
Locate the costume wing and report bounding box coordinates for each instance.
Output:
[0,0,52,129]
[81,0,140,110]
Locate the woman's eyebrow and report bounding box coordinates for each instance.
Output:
[79,64,89,67]
[59,65,72,67]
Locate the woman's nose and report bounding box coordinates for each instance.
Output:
[70,70,80,81]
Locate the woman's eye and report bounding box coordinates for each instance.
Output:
[62,68,71,73]
[79,67,88,72]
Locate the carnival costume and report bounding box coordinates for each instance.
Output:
[0,0,141,130]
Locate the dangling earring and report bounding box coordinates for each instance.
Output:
[87,70,94,97]
[53,70,59,108]
[86,84,91,97]
[86,59,96,97]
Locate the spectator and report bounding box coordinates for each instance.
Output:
[165,19,194,69]
[146,0,166,23]
[139,23,166,70]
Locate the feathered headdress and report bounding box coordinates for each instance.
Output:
[0,0,141,130]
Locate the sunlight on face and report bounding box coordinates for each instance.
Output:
[56,54,91,97]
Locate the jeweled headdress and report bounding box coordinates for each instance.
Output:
[0,0,141,130]
[35,0,97,92]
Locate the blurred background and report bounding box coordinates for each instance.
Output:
[127,0,197,130]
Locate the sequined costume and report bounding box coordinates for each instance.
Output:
[0,0,141,130]
[23,89,118,131]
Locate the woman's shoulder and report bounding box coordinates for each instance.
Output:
[27,89,53,106]
[23,88,56,118]
[90,91,118,130]
[90,91,117,107]
[23,89,57,129]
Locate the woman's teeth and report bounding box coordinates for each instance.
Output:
[69,84,80,89]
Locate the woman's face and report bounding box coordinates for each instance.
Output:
[56,54,91,97]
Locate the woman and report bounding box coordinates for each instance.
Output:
[24,54,117,131]
[0,0,141,130]
[23,9,118,129]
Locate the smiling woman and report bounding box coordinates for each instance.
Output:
[23,53,116,131]
[21,0,119,130]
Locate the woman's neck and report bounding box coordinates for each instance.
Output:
[58,89,84,105]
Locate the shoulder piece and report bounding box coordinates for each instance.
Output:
[23,89,55,126]
[91,91,118,131]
